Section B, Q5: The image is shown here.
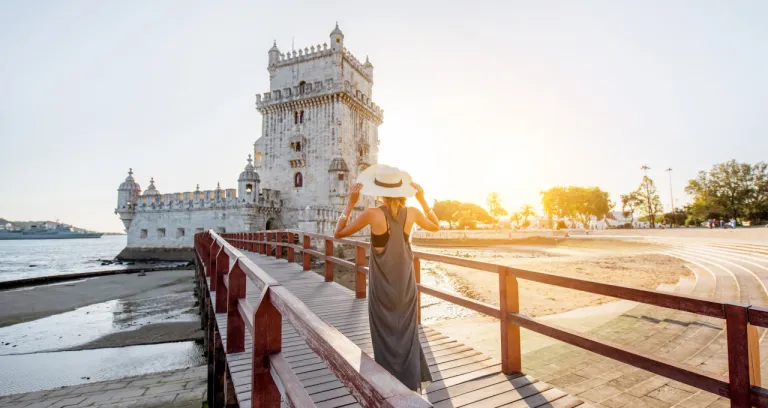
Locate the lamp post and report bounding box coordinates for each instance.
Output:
[665,168,674,225]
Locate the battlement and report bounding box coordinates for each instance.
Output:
[125,187,281,213]
[274,43,334,67]
[342,48,372,79]
[255,78,383,117]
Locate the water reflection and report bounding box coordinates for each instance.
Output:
[0,294,198,355]
[0,341,205,396]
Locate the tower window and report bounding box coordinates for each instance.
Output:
[294,172,303,188]
[256,152,262,161]
[299,81,306,94]
[246,184,253,193]
[299,110,304,124]
[176,228,185,238]
[294,111,298,124]
[157,228,166,238]
[140,229,148,239]
[295,142,301,152]
[338,173,344,181]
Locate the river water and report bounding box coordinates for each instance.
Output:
[0,236,204,396]
[0,235,128,282]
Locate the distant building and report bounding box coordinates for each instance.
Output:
[115,24,381,260]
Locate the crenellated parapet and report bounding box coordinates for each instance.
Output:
[255,78,383,121]
[274,43,334,67]
[131,187,281,213]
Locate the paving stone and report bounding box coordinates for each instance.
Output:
[626,376,669,397]
[674,391,720,408]
[646,385,693,404]
[579,385,622,403]
[601,392,644,408]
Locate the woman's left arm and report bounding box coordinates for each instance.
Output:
[334,183,372,238]
[411,182,440,232]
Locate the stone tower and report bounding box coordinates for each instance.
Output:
[115,169,141,231]
[253,23,383,232]
[238,155,260,204]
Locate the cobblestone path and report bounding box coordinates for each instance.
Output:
[0,366,206,408]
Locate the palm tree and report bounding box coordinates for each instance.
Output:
[520,204,536,223]
[486,192,507,225]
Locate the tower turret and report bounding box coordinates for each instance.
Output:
[238,155,260,204]
[330,22,344,52]
[115,168,141,231]
[268,40,280,79]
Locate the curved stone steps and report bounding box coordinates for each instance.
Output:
[523,242,761,407]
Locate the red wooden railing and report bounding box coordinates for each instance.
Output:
[219,229,768,408]
[194,230,431,408]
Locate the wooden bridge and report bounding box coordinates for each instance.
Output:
[195,230,768,408]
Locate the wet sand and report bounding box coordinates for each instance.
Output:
[0,270,201,350]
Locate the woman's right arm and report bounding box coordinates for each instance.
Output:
[334,183,372,238]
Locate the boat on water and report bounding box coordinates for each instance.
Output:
[0,222,103,240]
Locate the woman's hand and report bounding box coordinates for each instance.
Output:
[411,182,425,202]
[348,183,363,208]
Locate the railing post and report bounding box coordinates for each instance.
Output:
[726,303,751,408]
[748,322,762,387]
[355,245,367,299]
[276,232,283,259]
[414,257,421,324]
[288,232,295,263]
[324,239,334,282]
[268,232,273,256]
[213,326,226,407]
[251,288,282,407]
[226,262,246,353]
[302,234,311,271]
[215,249,229,313]
[499,266,521,374]
[250,232,256,252]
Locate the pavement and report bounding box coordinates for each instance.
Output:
[0,366,206,408]
[432,239,768,407]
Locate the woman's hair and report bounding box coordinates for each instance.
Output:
[379,196,407,217]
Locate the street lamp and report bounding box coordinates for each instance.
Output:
[665,168,674,225]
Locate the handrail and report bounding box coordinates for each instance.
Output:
[195,230,430,408]
[220,229,768,408]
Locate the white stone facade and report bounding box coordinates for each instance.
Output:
[115,24,381,257]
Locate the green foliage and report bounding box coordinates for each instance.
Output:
[685,160,768,223]
[458,203,492,223]
[433,200,461,229]
[458,216,477,229]
[556,220,568,230]
[632,176,663,227]
[540,186,613,227]
[486,192,508,224]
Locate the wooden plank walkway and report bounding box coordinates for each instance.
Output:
[208,250,590,407]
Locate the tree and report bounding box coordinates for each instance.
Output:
[685,160,768,223]
[510,212,522,227]
[634,176,663,227]
[520,204,536,223]
[540,186,612,228]
[620,192,640,225]
[486,192,508,225]
[458,203,493,224]
[433,200,461,229]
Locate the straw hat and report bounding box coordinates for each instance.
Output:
[356,164,416,198]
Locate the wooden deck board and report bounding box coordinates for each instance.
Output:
[203,250,583,407]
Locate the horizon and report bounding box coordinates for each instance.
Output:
[1,1,767,233]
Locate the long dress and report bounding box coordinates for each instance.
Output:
[368,206,433,391]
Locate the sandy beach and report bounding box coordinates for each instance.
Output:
[0,270,202,352]
[319,237,690,320]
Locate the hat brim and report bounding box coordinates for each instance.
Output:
[356,164,417,198]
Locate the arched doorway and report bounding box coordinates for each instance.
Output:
[266,218,278,230]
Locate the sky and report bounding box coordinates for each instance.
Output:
[1,1,767,232]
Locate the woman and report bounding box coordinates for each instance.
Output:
[334,164,440,391]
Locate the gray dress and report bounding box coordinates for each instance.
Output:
[368,206,433,391]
